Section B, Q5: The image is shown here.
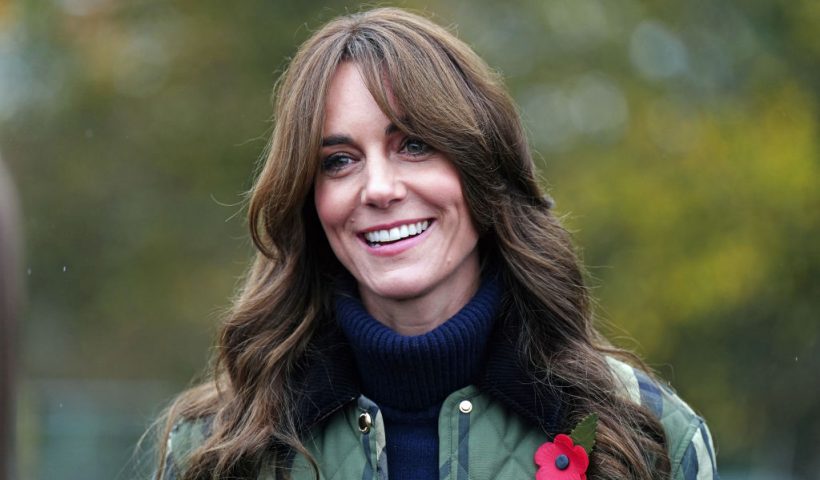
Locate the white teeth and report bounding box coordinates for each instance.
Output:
[364,220,431,245]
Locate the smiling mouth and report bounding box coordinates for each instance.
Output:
[363,220,431,247]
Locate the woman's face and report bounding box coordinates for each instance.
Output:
[314,62,480,311]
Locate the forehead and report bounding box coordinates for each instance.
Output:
[325,63,373,114]
[323,62,400,135]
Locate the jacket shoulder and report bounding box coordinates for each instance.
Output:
[605,357,719,480]
[157,416,213,480]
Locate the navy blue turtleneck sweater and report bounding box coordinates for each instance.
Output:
[334,276,500,480]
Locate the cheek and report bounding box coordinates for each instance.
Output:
[313,181,335,230]
[426,168,479,238]
[314,180,349,233]
[422,165,470,213]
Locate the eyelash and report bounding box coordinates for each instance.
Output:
[400,137,431,156]
[321,153,353,174]
[320,137,432,174]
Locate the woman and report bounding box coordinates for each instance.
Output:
[157,8,718,480]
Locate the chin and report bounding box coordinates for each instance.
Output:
[360,276,430,302]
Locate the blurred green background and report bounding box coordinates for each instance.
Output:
[1,0,818,478]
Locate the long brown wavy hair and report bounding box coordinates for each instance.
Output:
[157,7,670,480]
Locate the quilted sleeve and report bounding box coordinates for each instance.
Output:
[605,357,720,479]
[156,417,213,480]
[672,420,719,480]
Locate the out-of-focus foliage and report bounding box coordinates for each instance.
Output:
[1,0,817,478]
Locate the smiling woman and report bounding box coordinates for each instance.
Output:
[315,62,481,334]
[155,7,718,480]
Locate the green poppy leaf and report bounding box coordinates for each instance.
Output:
[569,413,598,454]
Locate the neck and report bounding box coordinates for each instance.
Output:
[359,261,481,336]
[334,271,501,410]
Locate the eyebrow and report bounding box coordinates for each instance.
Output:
[320,123,403,147]
[385,123,400,135]
[321,134,353,147]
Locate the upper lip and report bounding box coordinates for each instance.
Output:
[358,218,433,234]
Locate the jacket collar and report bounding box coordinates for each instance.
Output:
[476,309,566,433]
[292,307,565,435]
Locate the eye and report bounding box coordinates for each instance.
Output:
[400,137,431,157]
[321,153,355,175]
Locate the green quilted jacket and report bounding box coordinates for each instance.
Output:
[163,353,717,480]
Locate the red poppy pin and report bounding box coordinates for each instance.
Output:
[534,413,598,480]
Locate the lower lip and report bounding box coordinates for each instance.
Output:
[360,222,434,257]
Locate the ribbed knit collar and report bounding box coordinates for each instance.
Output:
[334,275,501,411]
[289,276,566,440]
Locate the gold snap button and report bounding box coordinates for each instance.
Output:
[458,400,473,414]
[358,411,372,433]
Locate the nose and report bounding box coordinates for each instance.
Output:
[361,156,406,208]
